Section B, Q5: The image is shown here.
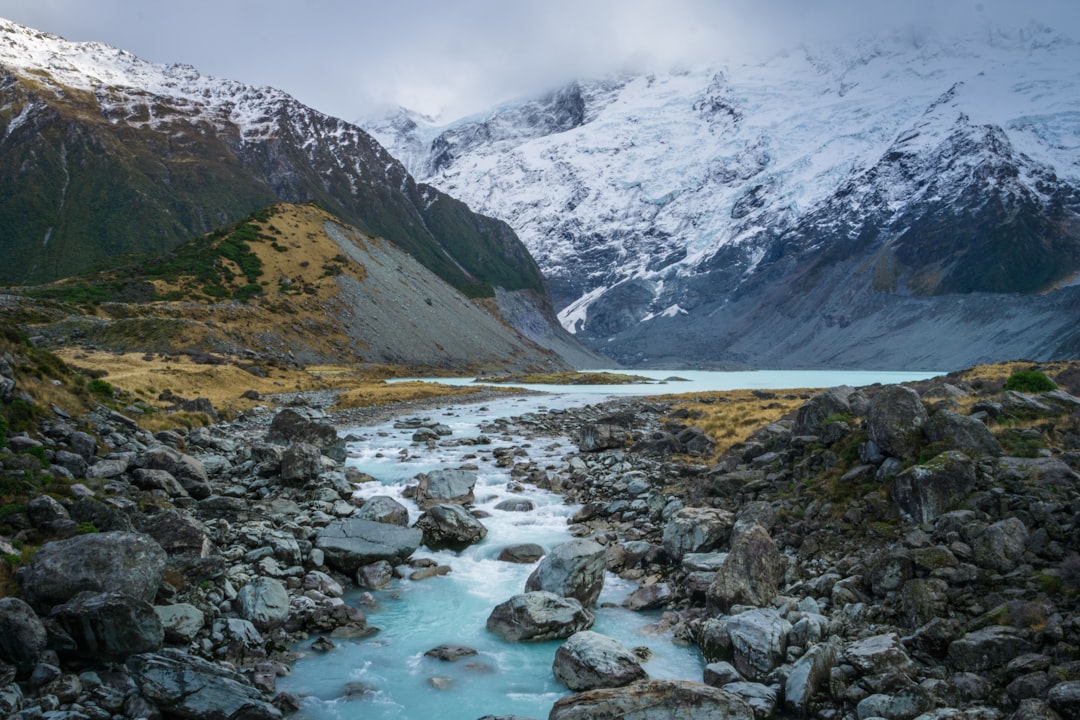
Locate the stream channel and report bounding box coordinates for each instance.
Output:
[278,370,940,719]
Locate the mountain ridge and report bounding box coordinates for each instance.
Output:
[366,26,1080,369]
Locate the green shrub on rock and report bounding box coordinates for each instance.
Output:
[1004,369,1056,393]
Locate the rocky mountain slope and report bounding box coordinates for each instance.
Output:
[0,17,602,367]
[368,26,1080,369]
[18,203,575,372]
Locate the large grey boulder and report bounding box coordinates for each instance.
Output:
[662,507,735,561]
[414,504,488,551]
[972,517,1029,573]
[845,633,916,676]
[50,591,164,661]
[235,577,290,630]
[792,386,855,435]
[699,609,790,682]
[486,591,594,642]
[315,518,422,574]
[891,451,977,524]
[525,539,607,608]
[706,525,785,613]
[553,631,648,691]
[0,597,47,674]
[355,495,411,526]
[924,410,1002,458]
[577,423,631,452]
[141,445,212,500]
[155,603,206,643]
[549,680,754,720]
[280,442,324,484]
[18,531,167,611]
[267,408,346,462]
[136,509,217,559]
[947,626,1034,672]
[128,648,282,719]
[414,468,478,509]
[785,640,842,716]
[866,385,928,460]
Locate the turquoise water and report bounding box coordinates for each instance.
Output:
[280,370,942,718]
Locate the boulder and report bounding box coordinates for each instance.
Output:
[141,445,212,499]
[866,385,928,460]
[1049,681,1080,720]
[17,531,167,611]
[267,408,346,462]
[947,626,1034,672]
[414,468,478,509]
[792,386,855,435]
[622,583,672,611]
[525,539,607,608]
[723,681,778,719]
[494,498,535,512]
[0,597,47,674]
[357,560,394,590]
[577,423,630,452]
[414,504,488,551]
[845,633,916,677]
[50,591,164,661]
[923,410,1002,458]
[280,442,324,484]
[355,495,411,526]
[972,517,1029,573]
[553,631,648,691]
[315,518,422,574]
[498,543,545,563]
[236,577,290,630]
[549,679,754,720]
[699,609,789,682]
[662,507,735,561]
[128,648,282,719]
[132,468,189,497]
[486,591,594,642]
[155,603,206,643]
[891,451,977,523]
[706,525,785,613]
[785,640,842,716]
[137,509,217,559]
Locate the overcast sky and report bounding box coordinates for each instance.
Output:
[1,0,1077,122]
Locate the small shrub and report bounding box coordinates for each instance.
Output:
[76,521,98,534]
[1005,369,1056,393]
[22,445,48,468]
[86,378,114,397]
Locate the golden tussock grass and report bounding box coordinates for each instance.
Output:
[655,388,815,461]
[333,381,491,410]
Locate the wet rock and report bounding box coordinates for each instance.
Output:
[662,507,735,561]
[486,591,594,642]
[0,597,48,675]
[494,498,535,512]
[414,468,477,509]
[315,518,422,574]
[552,631,647,691]
[867,385,929,460]
[425,644,477,661]
[357,560,394,590]
[498,543,545,563]
[236,577,290,630]
[355,495,410,526]
[414,504,488,551]
[525,539,607,608]
[127,648,282,719]
[706,525,785,613]
[549,679,754,720]
[891,451,977,523]
[18,531,167,611]
[50,591,164,661]
[622,582,672,611]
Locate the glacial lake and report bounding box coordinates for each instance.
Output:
[279,369,942,718]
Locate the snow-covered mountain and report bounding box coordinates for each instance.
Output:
[0,17,607,368]
[367,26,1080,369]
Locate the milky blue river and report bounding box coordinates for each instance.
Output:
[278,370,940,718]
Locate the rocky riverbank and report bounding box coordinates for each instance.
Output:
[1,360,1079,719]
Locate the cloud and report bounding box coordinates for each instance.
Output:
[1,0,1076,122]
